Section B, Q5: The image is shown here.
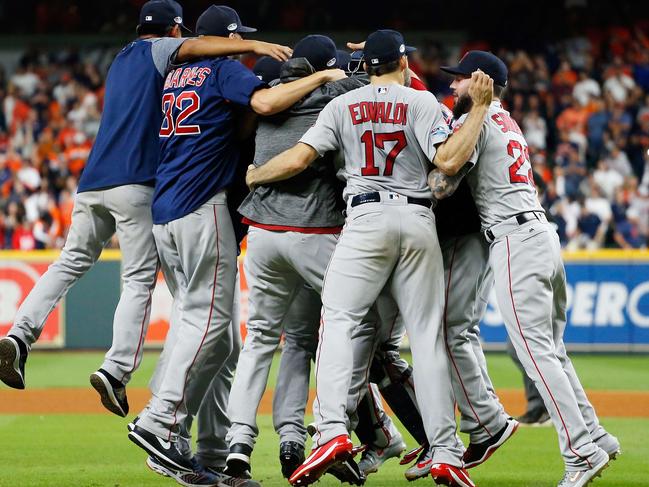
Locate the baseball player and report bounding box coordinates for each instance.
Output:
[125,22,345,480]
[0,0,293,418]
[429,50,621,487]
[225,33,367,480]
[352,101,514,480]
[246,29,495,487]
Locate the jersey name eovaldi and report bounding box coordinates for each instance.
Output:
[300,83,450,201]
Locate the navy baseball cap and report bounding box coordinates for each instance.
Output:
[292,35,338,71]
[253,56,282,83]
[364,29,416,66]
[139,0,189,31]
[196,5,257,37]
[441,50,508,87]
[336,49,352,70]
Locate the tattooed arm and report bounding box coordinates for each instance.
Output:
[428,163,472,200]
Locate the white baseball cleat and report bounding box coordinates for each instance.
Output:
[557,454,609,487]
[594,433,621,461]
[358,432,406,475]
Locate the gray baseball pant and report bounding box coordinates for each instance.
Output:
[137,191,237,441]
[490,220,607,470]
[273,284,320,445]
[227,227,379,450]
[149,272,242,468]
[10,185,158,384]
[226,228,337,449]
[507,338,546,413]
[313,200,463,466]
[441,232,508,443]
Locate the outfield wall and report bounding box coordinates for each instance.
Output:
[1,249,648,352]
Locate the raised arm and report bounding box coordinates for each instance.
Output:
[246,143,319,189]
[433,71,493,176]
[250,69,346,116]
[177,37,293,63]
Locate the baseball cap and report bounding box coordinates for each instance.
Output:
[292,35,338,71]
[336,49,352,70]
[364,29,416,66]
[441,50,508,87]
[253,56,282,83]
[139,0,190,31]
[196,5,257,37]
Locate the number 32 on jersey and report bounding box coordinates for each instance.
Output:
[160,91,201,137]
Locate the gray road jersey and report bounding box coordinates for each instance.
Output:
[464,101,544,229]
[300,84,450,201]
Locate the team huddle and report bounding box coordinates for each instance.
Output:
[0,2,622,487]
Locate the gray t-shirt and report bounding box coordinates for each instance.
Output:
[300,83,450,201]
[463,101,544,229]
[239,59,366,229]
[146,37,186,76]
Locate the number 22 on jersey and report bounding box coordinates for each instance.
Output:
[160,91,201,137]
[360,130,408,176]
[507,139,534,187]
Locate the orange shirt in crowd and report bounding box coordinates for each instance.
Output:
[556,106,589,134]
[552,69,578,89]
[64,142,91,176]
[57,126,78,149]
[6,153,22,173]
[59,195,75,234]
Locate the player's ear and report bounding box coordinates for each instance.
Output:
[170,24,181,38]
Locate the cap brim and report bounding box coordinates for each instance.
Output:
[405,45,416,54]
[237,25,257,33]
[440,65,470,76]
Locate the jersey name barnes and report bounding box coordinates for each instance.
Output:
[164,66,212,90]
[348,101,408,125]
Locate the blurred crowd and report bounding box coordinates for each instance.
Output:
[1,24,649,250]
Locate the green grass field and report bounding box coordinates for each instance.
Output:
[0,352,647,487]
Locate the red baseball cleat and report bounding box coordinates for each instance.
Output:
[430,463,476,487]
[400,444,426,466]
[289,434,353,486]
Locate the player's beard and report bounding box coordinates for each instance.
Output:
[453,93,472,119]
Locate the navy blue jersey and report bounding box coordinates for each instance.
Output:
[152,57,265,224]
[78,37,185,193]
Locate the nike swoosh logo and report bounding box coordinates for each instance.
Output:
[417,460,432,468]
[158,439,172,450]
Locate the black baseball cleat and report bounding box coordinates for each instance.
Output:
[0,335,28,389]
[463,419,519,469]
[128,424,193,472]
[280,441,305,478]
[127,416,140,432]
[516,407,552,426]
[224,443,254,479]
[147,455,234,486]
[327,457,366,485]
[90,369,129,417]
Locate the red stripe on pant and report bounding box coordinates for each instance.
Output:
[123,258,161,382]
[168,205,221,441]
[505,236,591,468]
[443,238,493,438]
[313,311,326,447]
